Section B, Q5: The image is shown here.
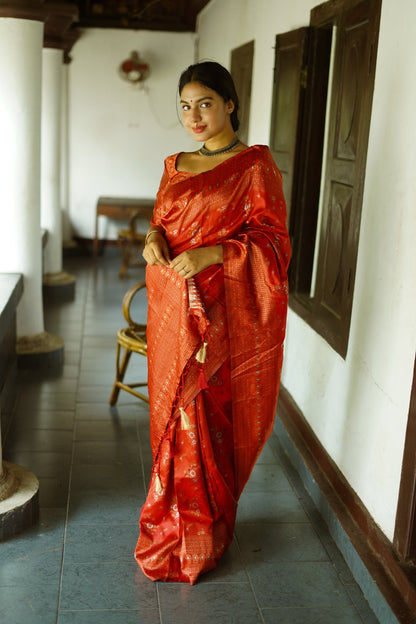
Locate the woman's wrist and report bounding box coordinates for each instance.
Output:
[145,227,163,245]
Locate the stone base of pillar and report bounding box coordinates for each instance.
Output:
[0,461,39,542]
[16,331,64,369]
[43,270,75,302]
[63,238,82,257]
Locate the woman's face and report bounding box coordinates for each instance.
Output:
[180,81,234,143]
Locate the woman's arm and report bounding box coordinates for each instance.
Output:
[169,246,223,279]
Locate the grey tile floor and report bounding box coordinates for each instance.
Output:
[0,250,380,623]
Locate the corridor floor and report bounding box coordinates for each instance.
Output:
[0,250,379,624]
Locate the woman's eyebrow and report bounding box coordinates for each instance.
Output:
[180,96,214,104]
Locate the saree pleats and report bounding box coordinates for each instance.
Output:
[135,146,291,583]
[136,360,236,585]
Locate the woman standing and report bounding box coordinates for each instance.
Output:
[135,61,290,584]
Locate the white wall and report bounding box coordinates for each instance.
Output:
[198,0,313,145]
[198,0,416,539]
[68,28,197,239]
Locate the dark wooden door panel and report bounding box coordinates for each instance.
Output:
[231,41,254,146]
[320,182,352,319]
[270,28,309,220]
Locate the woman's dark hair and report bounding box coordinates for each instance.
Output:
[178,61,240,132]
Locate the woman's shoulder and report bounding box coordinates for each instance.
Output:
[246,144,274,162]
[164,151,182,168]
[247,145,281,174]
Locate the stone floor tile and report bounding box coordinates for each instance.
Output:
[157,582,262,624]
[38,476,70,508]
[244,463,293,493]
[67,489,144,526]
[236,490,309,524]
[236,523,330,564]
[75,401,139,420]
[4,428,73,453]
[73,419,139,443]
[17,392,77,413]
[0,584,59,624]
[69,463,142,494]
[2,451,71,479]
[57,609,160,624]
[72,439,140,466]
[198,539,248,584]
[247,560,355,609]
[261,606,365,623]
[11,410,75,430]
[59,562,156,611]
[64,523,138,563]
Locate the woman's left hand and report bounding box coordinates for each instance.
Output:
[169,246,223,279]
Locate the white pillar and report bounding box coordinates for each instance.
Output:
[61,62,74,245]
[0,17,45,337]
[41,3,78,293]
[41,46,63,275]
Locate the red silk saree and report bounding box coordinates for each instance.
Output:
[135,145,290,584]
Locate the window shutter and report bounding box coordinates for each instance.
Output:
[230,40,254,146]
[269,28,309,223]
[314,0,380,355]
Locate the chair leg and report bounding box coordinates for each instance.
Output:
[109,342,132,405]
[118,239,129,278]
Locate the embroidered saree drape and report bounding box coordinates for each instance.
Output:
[135,145,291,584]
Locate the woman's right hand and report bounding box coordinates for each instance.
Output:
[142,231,171,266]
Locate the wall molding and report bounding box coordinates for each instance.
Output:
[277,385,416,623]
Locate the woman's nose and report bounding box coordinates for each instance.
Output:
[190,109,201,122]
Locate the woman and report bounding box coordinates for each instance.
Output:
[135,61,290,584]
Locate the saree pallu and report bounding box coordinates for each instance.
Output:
[135,145,291,584]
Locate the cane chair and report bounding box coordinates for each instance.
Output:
[109,281,149,405]
[117,211,146,278]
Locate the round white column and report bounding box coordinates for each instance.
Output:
[41,46,63,275]
[61,62,74,246]
[0,17,44,337]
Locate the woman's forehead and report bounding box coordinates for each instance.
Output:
[180,81,219,102]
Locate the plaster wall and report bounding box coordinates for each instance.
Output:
[198,0,416,539]
[68,28,197,239]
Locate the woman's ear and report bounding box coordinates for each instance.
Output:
[226,100,235,114]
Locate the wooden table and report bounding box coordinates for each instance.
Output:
[94,196,154,258]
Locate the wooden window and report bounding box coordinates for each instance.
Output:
[270,0,381,357]
[231,40,254,145]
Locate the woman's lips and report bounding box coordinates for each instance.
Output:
[193,125,206,134]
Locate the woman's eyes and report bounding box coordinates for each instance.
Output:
[182,102,211,111]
